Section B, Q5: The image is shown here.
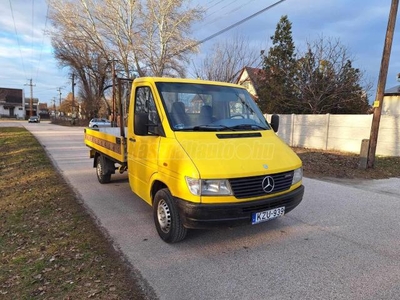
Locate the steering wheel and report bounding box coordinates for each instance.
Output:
[229,114,245,119]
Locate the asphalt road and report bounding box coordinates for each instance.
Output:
[5,120,400,300]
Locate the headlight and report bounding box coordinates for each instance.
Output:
[292,167,303,185]
[185,177,232,196]
[186,177,201,195]
[202,179,232,195]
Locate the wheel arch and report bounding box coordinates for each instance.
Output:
[151,180,168,205]
[93,151,116,174]
[93,151,100,168]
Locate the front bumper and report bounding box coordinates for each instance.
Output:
[176,185,304,229]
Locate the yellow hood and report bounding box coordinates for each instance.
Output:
[175,131,302,179]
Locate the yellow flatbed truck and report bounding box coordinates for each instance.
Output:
[84,77,304,243]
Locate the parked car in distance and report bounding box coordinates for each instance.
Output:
[89,118,111,128]
[28,116,40,123]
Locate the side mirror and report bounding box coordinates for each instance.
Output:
[270,114,279,132]
[134,112,148,135]
[135,112,164,136]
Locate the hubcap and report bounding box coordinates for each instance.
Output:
[157,199,171,233]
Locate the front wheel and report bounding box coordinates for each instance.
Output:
[153,189,187,243]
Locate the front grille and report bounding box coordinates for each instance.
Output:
[229,171,294,199]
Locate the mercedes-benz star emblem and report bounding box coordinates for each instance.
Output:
[262,176,275,193]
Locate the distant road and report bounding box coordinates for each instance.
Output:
[7,120,400,300]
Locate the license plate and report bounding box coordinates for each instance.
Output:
[252,207,285,225]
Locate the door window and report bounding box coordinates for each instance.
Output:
[134,86,161,135]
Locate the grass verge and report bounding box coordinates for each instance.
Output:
[294,147,400,180]
[0,127,150,299]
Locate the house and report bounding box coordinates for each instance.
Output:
[382,84,400,115]
[0,87,25,119]
[38,103,50,119]
[236,66,264,100]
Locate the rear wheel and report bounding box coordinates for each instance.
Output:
[153,188,187,243]
[96,155,112,184]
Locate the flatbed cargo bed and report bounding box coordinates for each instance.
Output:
[84,127,127,164]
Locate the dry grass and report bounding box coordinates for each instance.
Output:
[294,147,400,180]
[0,127,151,299]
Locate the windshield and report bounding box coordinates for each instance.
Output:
[156,82,270,131]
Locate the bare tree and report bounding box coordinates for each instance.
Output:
[139,0,203,77]
[192,33,261,83]
[48,0,203,78]
[47,0,203,116]
[48,0,113,118]
[50,35,110,119]
[94,0,145,77]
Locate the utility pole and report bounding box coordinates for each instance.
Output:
[52,97,56,118]
[24,79,35,117]
[71,73,77,122]
[57,87,62,117]
[367,0,398,168]
[111,59,116,127]
[71,73,75,113]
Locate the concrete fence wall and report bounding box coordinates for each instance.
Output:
[266,114,400,157]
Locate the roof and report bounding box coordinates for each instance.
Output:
[134,77,245,88]
[39,103,48,110]
[0,87,23,104]
[236,67,265,88]
[385,85,400,95]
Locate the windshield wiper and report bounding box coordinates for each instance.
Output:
[192,124,237,131]
[230,124,268,130]
[192,124,267,131]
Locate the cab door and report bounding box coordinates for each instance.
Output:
[127,85,163,204]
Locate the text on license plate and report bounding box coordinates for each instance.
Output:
[252,207,285,225]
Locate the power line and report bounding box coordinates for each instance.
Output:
[9,0,27,78]
[31,0,35,79]
[209,0,259,24]
[174,0,286,58]
[170,0,286,63]
[204,0,227,14]
[199,0,286,48]
[200,0,259,29]
[35,4,50,81]
[202,0,239,20]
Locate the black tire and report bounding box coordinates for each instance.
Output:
[96,155,111,184]
[93,125,98,128]
[153,188,187,243]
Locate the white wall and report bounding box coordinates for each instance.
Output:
[382,95,400,115]
[267,114,400,157]
[0,105,25,119]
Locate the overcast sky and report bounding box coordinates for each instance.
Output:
[1,0,399,105]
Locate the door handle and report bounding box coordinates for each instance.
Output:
[129,137,136,142]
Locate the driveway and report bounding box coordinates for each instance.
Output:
[5,120,400,300]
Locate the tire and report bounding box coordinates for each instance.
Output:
[96,155,111,184]
[153,188,187,243]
